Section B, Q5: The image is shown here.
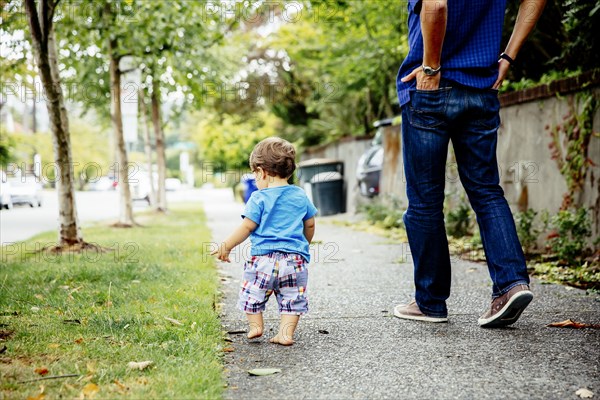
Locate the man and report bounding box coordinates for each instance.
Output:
[394,0,546,327]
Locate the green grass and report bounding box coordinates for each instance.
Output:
[0,204,224,399]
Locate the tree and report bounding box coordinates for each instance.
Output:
[23,0,84,246]
[138,87,156,205]
[100,2,136,226]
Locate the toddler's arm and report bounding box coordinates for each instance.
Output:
[303,217,316,244]
[211,218,257,262]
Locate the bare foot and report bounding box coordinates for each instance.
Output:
[246,313,264,339]
[269,335,294,346]
[247,326,263,339]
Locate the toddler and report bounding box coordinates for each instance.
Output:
[212,137,317,345]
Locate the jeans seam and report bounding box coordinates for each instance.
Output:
[416,301,447,318]
[492,281,529,298]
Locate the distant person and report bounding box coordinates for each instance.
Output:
[394,0,545,327]
[212,137,317,344]
[240,173,258,203]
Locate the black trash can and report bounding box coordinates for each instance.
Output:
[296,158,344,188]
[310,171,344,216]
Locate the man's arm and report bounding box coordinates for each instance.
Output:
[493,0,546,89]
[401,0,447,90]
[211,218,257,262]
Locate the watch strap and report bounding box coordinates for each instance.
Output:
[499,52,515,65]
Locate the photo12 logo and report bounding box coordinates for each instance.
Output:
[0,242,140,264]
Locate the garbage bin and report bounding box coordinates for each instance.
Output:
[297,158,344,188]
[310,171,344,216]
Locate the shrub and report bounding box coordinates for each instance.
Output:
[445,201,473,238]
[548,207,592,265]
[515,209,540,253]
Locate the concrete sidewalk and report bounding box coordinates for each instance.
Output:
[201,188,600,400]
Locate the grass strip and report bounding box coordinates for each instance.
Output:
[0,203,224,399]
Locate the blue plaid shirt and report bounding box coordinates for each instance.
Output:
[397,0,508,107]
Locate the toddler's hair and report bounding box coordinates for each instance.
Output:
[250,137,296,179]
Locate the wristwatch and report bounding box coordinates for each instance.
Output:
[422,65,441,76]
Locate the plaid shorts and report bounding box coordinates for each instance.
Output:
[238,252,308,315]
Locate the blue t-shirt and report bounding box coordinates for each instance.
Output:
[397,0,508,107]
[242,185,318,262]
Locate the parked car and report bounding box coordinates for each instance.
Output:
[9,177,43,207]
[356,117,401,198]
[131,173,152,203]
[357,128,384,198]
[0,172,13,209]
[165,178,182,191]
[88,176,117,191]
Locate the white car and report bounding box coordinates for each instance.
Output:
[9,178,43,207]
[165,178,182,191]
[0,176,13,209]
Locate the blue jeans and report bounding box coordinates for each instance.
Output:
[401,83,529,317]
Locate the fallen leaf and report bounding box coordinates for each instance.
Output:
[164,317,183,326]
[34,294,44,300]
[47,343,60,349]
[113,379,128,392]
[34,367,49,376]
[81,383,99,398]
[248,368,282,376]
[27,394,45,400]
[576,388,594,399]
[127,360,153,371]
[223,347,235,353]
[74,338,84,344]
[547,319,600,329]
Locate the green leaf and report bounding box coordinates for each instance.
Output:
[247,368,282,376]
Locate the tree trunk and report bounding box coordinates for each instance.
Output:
[108,38,135,226]
[25,0,83,246]
[151,78,167,212]
[139,87,156,206]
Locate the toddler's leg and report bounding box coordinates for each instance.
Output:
[270,314,299,346]
[246,313,264,339]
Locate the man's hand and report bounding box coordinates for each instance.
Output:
[401,66,441,90]
[493,58,511,90]
[211,243,232,262]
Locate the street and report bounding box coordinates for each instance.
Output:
[0,188,205,245]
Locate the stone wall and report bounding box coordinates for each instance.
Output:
[378,75,600,245]
[299,73,600,245]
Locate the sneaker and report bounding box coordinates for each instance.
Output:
[478,284,533,328]
[393,300,448,323]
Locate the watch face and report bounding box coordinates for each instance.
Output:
[422,66,440,76]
